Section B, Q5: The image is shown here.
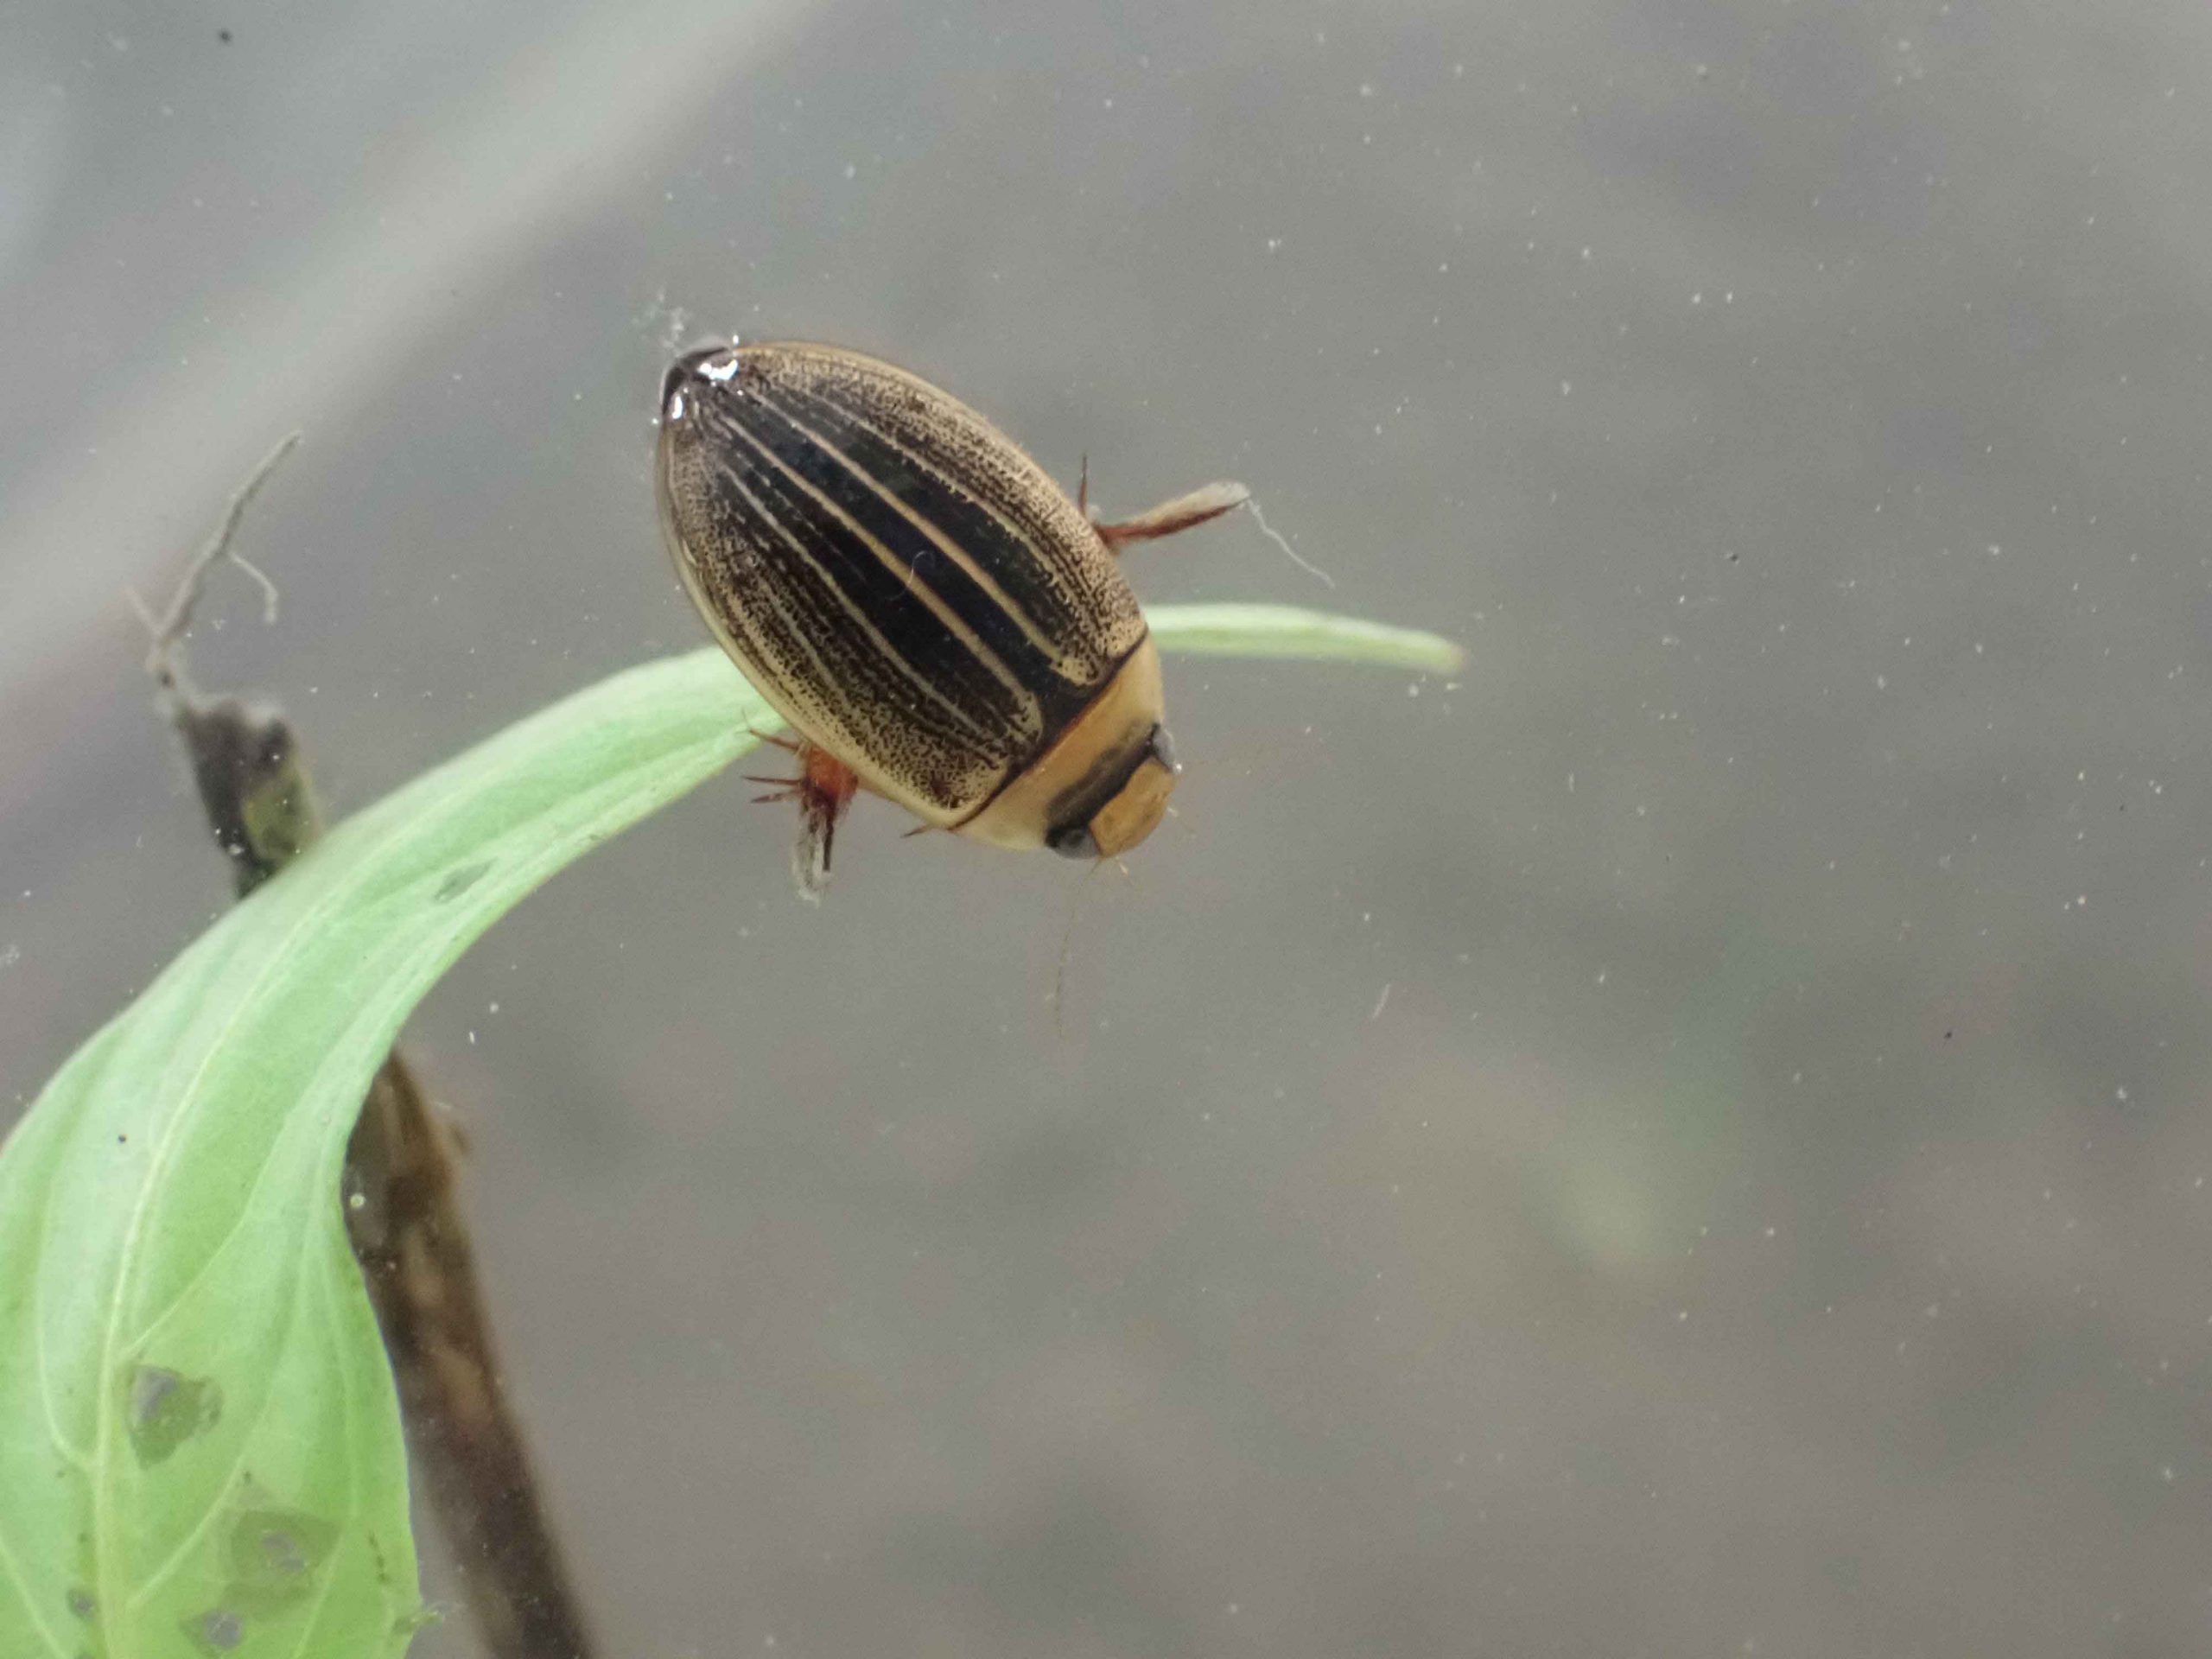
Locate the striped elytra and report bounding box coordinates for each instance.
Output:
[656,339,1248,895]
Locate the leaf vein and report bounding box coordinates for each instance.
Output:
[0,1517,71,1659]
[279,1257,353,1659]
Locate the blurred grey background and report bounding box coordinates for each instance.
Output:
[6,0,2212,1653]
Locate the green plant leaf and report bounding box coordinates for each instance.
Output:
[1152,602,1466,673]
[0,603,1461,1659]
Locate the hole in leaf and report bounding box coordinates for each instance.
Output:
[126,1364,222,1465]
[226,1506,339,1611]
[183,1608,245,1653]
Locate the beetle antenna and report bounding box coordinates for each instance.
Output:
[1049,856,1110,1035]
[1242,493,1335,588]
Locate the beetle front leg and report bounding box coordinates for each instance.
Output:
[1090,480,1250,551]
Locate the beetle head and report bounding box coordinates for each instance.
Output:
[1045,723,1179,860]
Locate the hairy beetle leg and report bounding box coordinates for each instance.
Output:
[745,723,800,754]
[784,741,860,901]
[1091,480,1250,551]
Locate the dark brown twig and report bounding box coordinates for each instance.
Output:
[138,440,600,1659]
[345,1056,596,1659]
[134,430,296,684]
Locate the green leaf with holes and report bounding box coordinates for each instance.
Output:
[0,605,1463,1658]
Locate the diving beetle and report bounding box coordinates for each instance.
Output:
[656,340,1248,896]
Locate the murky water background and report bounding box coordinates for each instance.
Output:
[8,2,2212,1653]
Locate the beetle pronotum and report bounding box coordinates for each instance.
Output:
[656,340,1249,897]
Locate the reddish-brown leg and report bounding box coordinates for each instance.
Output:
[1090,480,1250,551]
[779,741,859,900]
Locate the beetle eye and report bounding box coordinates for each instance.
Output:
[1046,822,1098,860]
[1146,722,1179,773]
